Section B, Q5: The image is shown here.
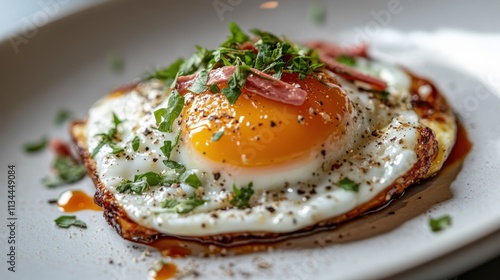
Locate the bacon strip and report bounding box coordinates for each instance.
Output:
[318,52,387,90]
[305,40,387,90]
[306,40,368,58]
[176,66,308,106]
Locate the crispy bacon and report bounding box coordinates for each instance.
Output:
[176,66,308,106]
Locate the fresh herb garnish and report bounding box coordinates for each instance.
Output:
[161,194,205,214]
[338,177,359,192]
[211,131,224,142]
[132,136,140,151]
[108,50,124,73]
[429,215,452,232]
[155,90,185,133]
[147,22,322,105]
[209,83,220,93]
[160,130,181,159]
[336,55,357,67]
[222,63,250,104]
[116,171,168,194]
[42,156,86,188]
[23,136,48,153]
[163,160,187,175]
[147,58,184,85]
[54,215,87,229]
[188,69,209,94]
[230,182,254,209]
[91,112,125,158]
[180,171,202,189]
[54,109,72,125]
[309,3,326,25]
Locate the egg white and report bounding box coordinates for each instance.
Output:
[86,59,423,236]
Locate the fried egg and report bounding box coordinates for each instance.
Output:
[79,56,455,238]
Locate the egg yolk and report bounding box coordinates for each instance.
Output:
[182,73,351,167]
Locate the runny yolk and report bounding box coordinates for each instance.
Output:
[182,73,351,167]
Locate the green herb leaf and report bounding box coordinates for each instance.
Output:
[160,130,181,160]
[429,215,452,232]
[116,180,148,194]
[308,3,326,25]
[23,136,48,153]
[108,50,124,73]
[163,160,186,175]
[209,83,220,93]
[188,69,209,94]
[336,55,357,67]
[230,182,254,209]
[211,131,224,142]
[338,177,359,192]
[91,112,125,157]
[132,136,140,151]
[222,64,250,104]
[134,171,162,186]
[54,215,87,229]
[181,171,202,189]
[155,90,185,133]
[54,109,72,125]
[222,22,250,47]
[112,112,124,127]
[42,156,86,188]
[147,58,184,84]
[161,195,205,214]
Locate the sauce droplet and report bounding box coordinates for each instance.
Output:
[57,190,102,212]
[149,262,177,280]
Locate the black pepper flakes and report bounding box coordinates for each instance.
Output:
[265,206,276,213]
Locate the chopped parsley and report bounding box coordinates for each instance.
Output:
[188,69,209,94]
[180,171,202,189]
[42,156,86,188]
[309,2,326,25]
[132,136,140,151]
[161,195,205,214]
[211,131,224,142]
[336,55,357,67]
[23,136,48,153]
[108,50,124,73]
[154,90,185,133]
[338,177,359,192]
[54,215,87,229]
[429,215,452,232]
[221,63,250,104]
[209,83,220,93]
[230,182,254,209]
[147,58,184,85]
[147,22,323,105]
[54,109,72,125]
[116,171,172,194]
[163,160,187,175]
[160,130,181,159]
[91,112,125,158]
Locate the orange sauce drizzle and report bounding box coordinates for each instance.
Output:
[57,190,102,212]
[149,263,177,280]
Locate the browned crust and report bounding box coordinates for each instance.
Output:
[70,64,455,245]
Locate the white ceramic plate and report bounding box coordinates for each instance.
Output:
[1,0,500,279]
